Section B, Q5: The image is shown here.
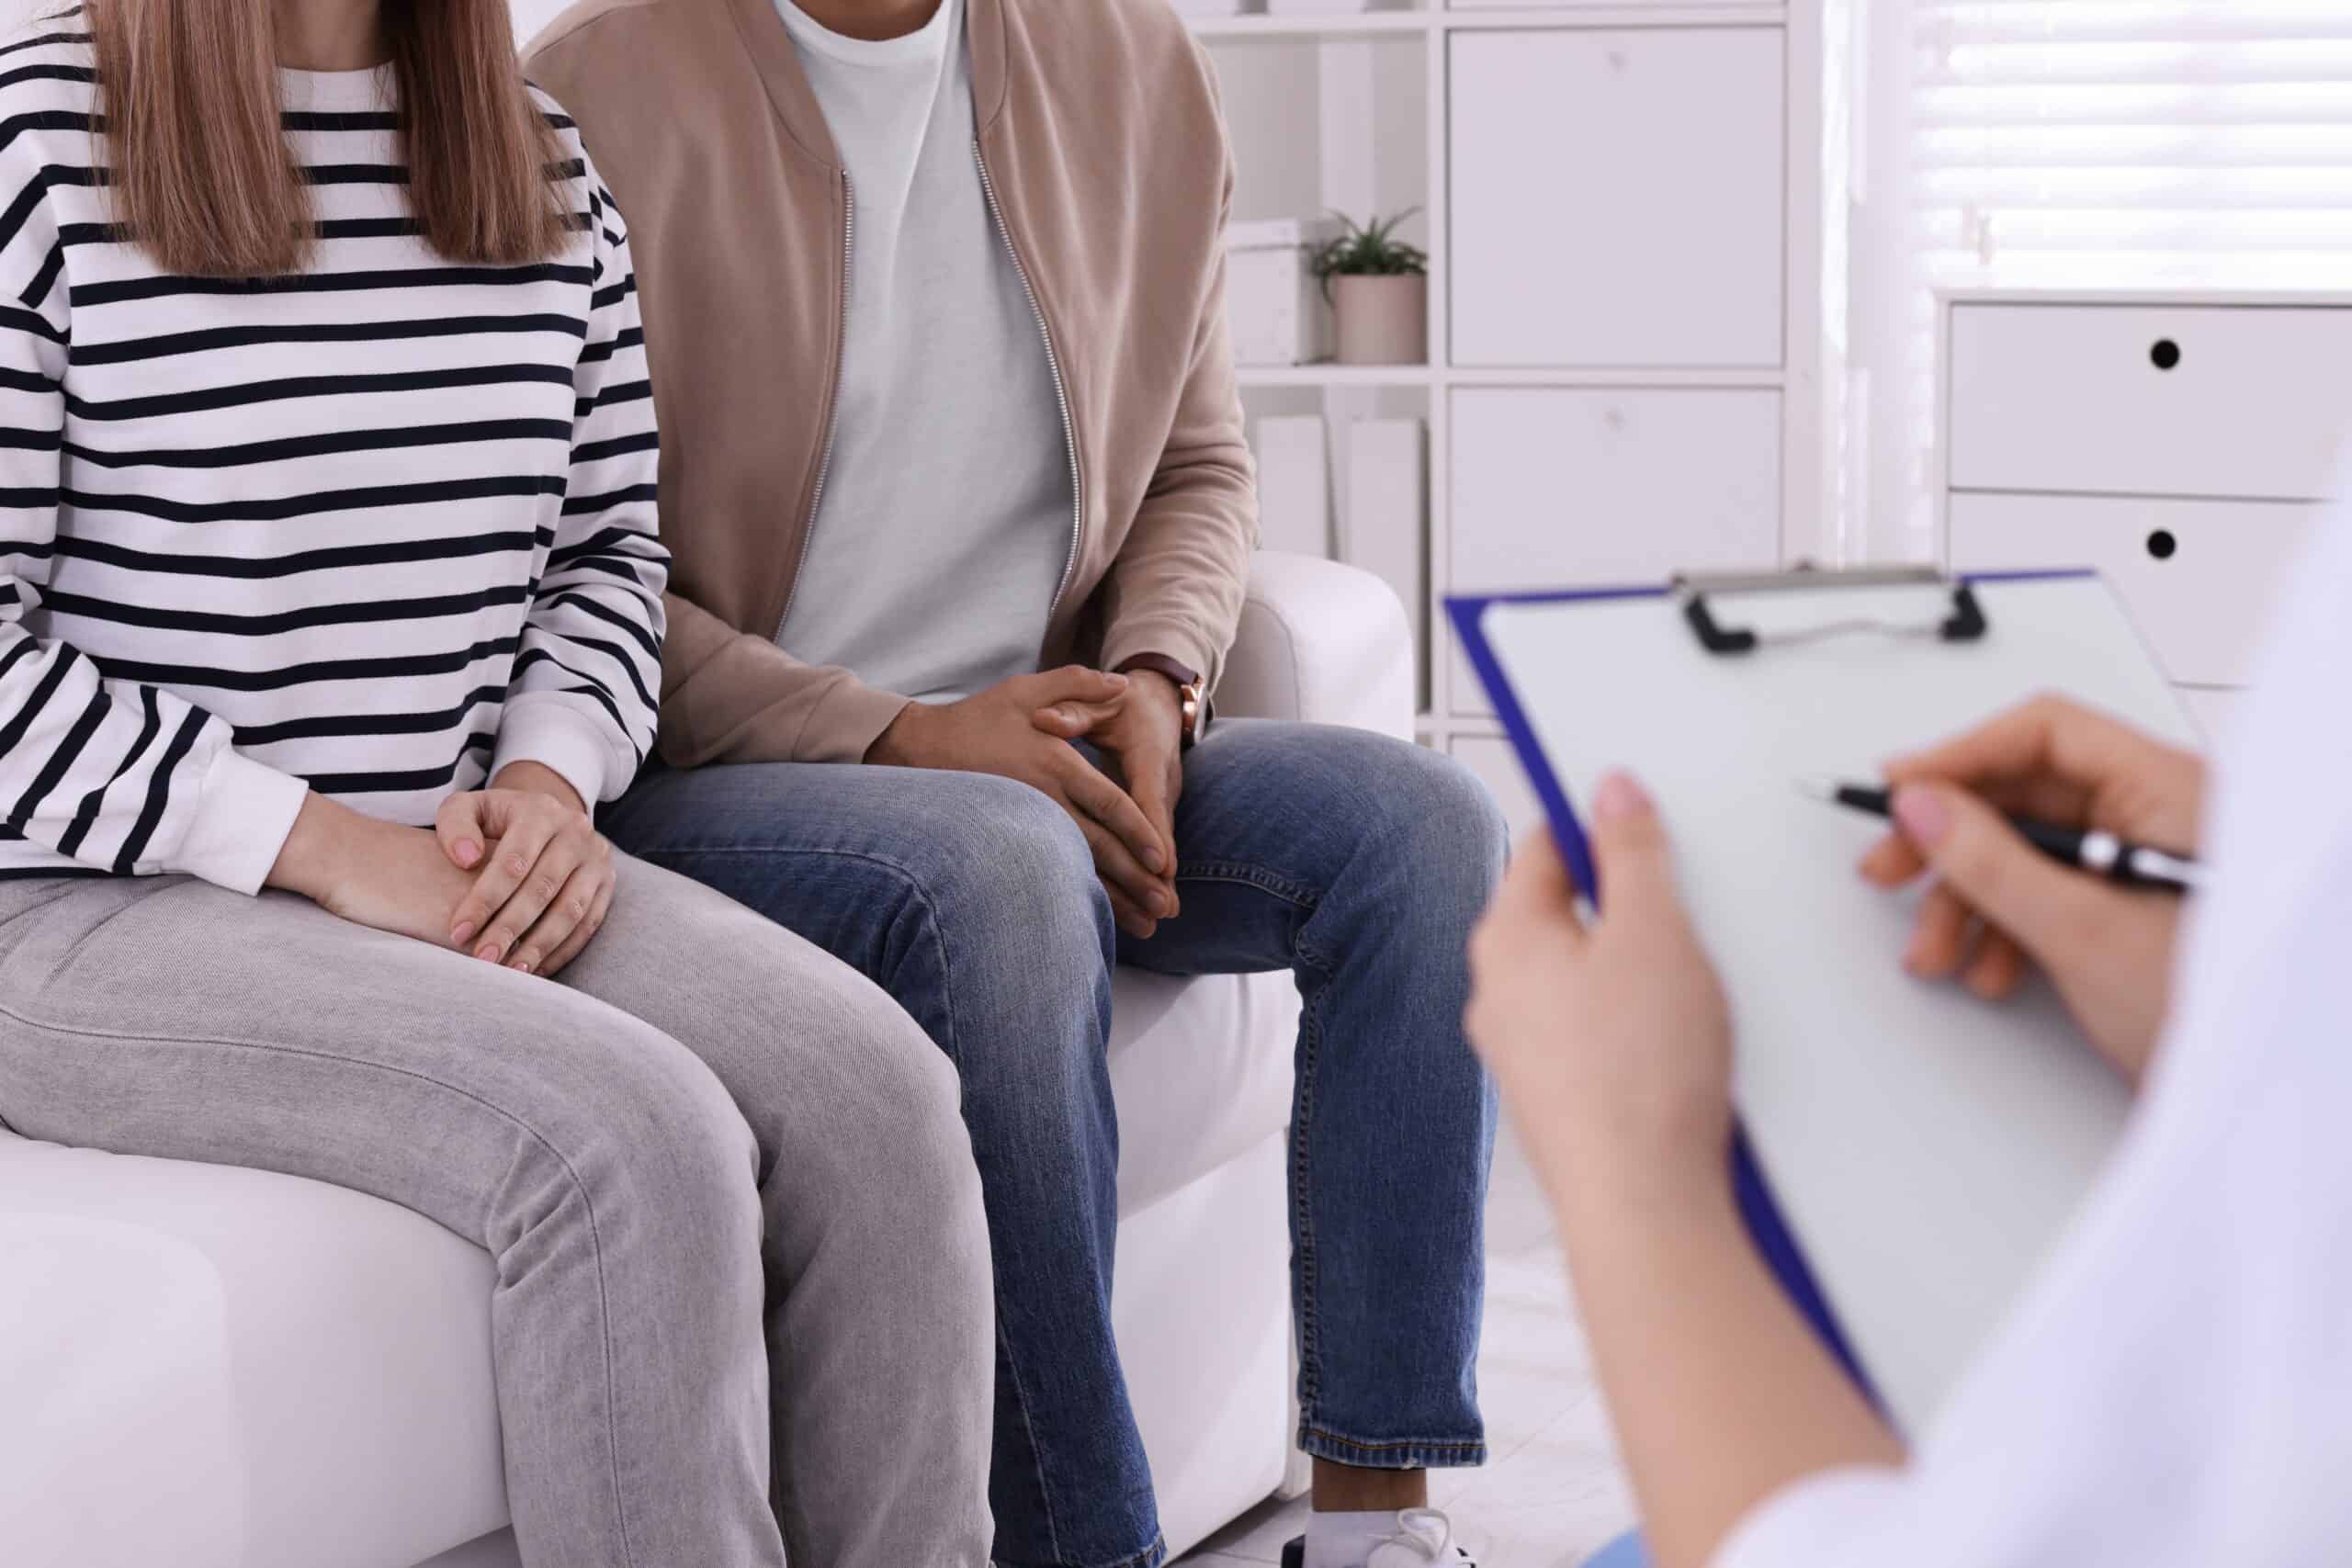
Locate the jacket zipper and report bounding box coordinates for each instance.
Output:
[974,141,1084,613]
[775,171,854,641]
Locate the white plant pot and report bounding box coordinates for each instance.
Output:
[1330,274,1428,366]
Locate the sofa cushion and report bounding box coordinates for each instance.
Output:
[0,967,1298,1568]
[1107,967,1298,1218]
[0,1135,508,1568]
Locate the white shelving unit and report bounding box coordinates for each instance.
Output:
[1195,0,1839,824]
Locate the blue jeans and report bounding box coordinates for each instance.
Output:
[602,720,1505,1568]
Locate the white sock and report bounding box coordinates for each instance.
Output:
[1304,1509,1399,1568]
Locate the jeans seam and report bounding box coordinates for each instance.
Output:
[1172,860,1319,909]
[0,999,645,1568]
[1270,878,1336,1441]
[1292,977,1325,1429]
[998,1315,1066,1564]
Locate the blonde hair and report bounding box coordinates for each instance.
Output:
[87,0,570,277]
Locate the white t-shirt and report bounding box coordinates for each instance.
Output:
[1717,490,2352,1565]
[772,0,1071,705]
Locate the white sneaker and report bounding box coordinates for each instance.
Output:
[1366,1508,1479,1568]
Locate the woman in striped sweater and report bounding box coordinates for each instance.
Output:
[0,3,992,1563]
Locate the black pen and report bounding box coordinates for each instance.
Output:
[1794,776,2204,896]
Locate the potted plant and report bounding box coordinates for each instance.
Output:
[1310,208,1429,366]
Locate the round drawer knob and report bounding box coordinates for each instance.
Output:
[2147,529,2177,560]
[2151,338,2182,371]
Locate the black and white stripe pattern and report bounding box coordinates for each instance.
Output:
[0,20,665,890]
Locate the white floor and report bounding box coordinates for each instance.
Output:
[1176,1127,1638,1568]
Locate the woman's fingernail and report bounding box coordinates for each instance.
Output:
[1594,772,1653,821]
[451,922,476,948]
[476,942,503,964]
[1893,785,1952,848]
[455,840,481,867]
[1106,671,1129,687]
[1143,847,1164,873]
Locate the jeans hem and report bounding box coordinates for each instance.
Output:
[1297,1425,1488,1471]
[993,1533,1168,1568]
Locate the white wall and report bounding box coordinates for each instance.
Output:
[509,0,574,49]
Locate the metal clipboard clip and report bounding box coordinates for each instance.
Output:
[1676,567,1990,658]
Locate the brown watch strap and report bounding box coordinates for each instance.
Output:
[1112,653,1199,688]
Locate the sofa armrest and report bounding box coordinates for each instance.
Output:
[1216,552,1416,741]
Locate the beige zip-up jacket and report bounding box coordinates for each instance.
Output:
[526,0,1257,766]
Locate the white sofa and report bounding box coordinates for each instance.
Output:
[0,552,1416,1568]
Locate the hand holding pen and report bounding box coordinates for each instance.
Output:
[1801,779,2202,895]
[1831,696,2208,1089]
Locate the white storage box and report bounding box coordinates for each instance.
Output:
[1227,218,1338,367]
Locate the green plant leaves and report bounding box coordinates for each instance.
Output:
[1309,206,1430,291]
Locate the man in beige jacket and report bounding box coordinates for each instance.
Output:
[530,1,1505,1562]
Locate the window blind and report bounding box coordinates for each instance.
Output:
[1866,1,2352,553]
[1912,0,2352,285]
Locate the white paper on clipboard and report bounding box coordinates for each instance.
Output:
[1475,570,2197,1432]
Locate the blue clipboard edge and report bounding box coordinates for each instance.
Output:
[1443,568,2100,1421]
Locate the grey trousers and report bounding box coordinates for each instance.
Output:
[0,856,995,1568]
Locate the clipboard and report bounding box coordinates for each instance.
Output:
[1449,567,2197,1432]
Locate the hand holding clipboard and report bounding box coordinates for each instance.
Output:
[1451,568,2197,1431]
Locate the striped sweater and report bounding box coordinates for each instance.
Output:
[0,24,667,893]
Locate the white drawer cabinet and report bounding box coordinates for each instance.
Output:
[1951,305,2352,502]
[1450,388,1782,588]
[1940,287,2352,716]
[1948,494,2322,690]
[1450,386,1781,712]
[1449,28,1784,368]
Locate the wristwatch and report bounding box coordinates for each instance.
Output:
[1114,655,1210,750]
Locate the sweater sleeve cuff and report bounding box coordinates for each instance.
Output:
[491,703,616,809]
[1099,619,1224,697]
[172,749,310,896]
[808,677,916,765]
